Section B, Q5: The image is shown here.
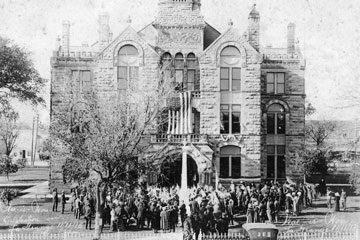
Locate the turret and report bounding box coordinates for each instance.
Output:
[287,23,296,55]
[98,12,111,52]
[248,4,260,52]
[62,20,70,56]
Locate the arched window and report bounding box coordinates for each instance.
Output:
[267,103,285,134]
[161,52,172,83]
[174,53,184,85]
[266,103,286,180]
[117,45,139,94]
[162,52,172,65]
[220,46,241,91]
[186,53,197,91]
[220,146,241,178]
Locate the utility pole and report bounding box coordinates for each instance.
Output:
[33,114,39,166]
[31,115,35,167]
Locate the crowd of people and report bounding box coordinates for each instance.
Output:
[50,179,346,238]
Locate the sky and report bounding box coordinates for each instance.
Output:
[0,0,359,126]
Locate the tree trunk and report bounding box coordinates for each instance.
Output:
[94,179,104,240]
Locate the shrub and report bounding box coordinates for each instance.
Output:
[0,188,18,206]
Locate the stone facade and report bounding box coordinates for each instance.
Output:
[50,0,305,189]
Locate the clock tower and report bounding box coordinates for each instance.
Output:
[154,0,205,55]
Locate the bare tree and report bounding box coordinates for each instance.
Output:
[0,107,19,157]
[51,63,174,238]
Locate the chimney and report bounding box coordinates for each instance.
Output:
[62,20,70,56]
[98,12,111,51]
[287,23,295,55]
[248,4,260,52]
[192,0,201,11]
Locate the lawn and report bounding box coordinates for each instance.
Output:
[0,167,49,184]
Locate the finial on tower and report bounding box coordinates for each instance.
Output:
[126,15,132,24]
[248,4,260,19]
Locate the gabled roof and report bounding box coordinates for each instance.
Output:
[200,26,261,60]
[99,24,159,57]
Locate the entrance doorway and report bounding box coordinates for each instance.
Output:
[159,154,199,188]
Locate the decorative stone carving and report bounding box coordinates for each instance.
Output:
[159,30,201,45]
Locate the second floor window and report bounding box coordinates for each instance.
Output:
[267,103,285,134]
[220,104,241,134]
[117,45,139,93]
[266,72,285,94]
[220,46,241,91]
[71,70,91,94]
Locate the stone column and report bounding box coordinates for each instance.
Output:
[171,110,176,134]
[176,111,180,134]
[179,144,190,215]
[184,91,188,134]
[180,93,184,134]
[167,110,171,134]
[187,91,192,134]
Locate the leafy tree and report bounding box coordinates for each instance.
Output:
[349,163,360,194]
[293,120,336,180]
[0,188,18,206]
[0,156,18,181]
[0,107,19,156]
[0,37,45,111]
[39,137,51,162]
[16,158,27,172]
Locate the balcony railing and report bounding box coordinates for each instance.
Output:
[151,134,208,144]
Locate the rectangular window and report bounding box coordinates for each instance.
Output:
[277,113,286,134]
[220,67,229,91]
[117,67,127,90]
[267,155,275,179]
[220,104,229,134]
[267,145,286,179]
[266,73,275,94]
[175,70,183,83]
[192,108,200,134]
[220,157,230,178]
[267,113,275,134]
[277,155,286,178]
[277,73,285,94]
[231,157,241,178]
[72,70,92,94]
[232,68,241,91]
[266,72,285,94]
[186,70,195,91]
[221,104,241,134]
[164,69,171,82]
[231,105,241,134]
[129,67,139,90]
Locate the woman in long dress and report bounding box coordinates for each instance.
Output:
[334,192,340,212]
[160,206,169,233]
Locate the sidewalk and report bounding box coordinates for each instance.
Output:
[19,181,51,199]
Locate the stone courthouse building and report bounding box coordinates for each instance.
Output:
[50,0,305,189]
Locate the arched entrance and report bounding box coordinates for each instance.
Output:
[159,154,199,188]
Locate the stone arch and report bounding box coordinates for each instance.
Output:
[113,40,145,66]
[264,99,290,113]
[263,99,290,135]
[216,41,247,67]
